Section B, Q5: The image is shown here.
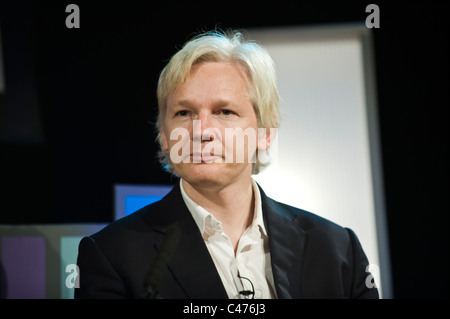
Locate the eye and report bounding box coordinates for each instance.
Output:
[175,110,189,117]
[220,109,234,116]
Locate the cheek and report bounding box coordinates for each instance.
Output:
[221,129,258,163]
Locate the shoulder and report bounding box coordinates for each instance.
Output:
[89,183,184,244]
[261,190,354,250]
[264,192,349,233]
[76,201,171,299]
[81,203,158,261]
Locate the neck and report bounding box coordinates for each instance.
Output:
[182,176,255,250]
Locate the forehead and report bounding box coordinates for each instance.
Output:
[167,62,251,107]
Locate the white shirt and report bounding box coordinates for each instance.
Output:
[179,179,278,299]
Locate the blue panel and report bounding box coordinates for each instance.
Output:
[115,184,173,220]
[125,195,163,216]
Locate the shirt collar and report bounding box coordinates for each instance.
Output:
[179,178,268,237]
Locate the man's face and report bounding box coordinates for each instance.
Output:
[161,62,261,189]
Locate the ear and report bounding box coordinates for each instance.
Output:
[257,127,276,151]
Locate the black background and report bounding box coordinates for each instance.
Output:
[0,1,448,298]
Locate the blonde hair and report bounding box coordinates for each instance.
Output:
[156,30,280,174]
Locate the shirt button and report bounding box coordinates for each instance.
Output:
[211,221,221,232]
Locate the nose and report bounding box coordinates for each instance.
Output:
[193,112,216,142]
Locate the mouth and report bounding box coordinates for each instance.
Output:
[190,153,223,163]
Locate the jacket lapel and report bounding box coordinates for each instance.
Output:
[168,214,228,298]
[260,186,306,299]
[145,183,228,299]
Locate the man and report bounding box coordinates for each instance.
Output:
[75,30,379,299]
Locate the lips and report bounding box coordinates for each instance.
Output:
[191,152,222,163]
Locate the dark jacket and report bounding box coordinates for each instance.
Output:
[75,182,379,299]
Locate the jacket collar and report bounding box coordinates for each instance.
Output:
[179,178,269,238]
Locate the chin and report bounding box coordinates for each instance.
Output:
[176,163,223,182]
[174,162,248,187]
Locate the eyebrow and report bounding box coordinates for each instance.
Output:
[173,99,232,109]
